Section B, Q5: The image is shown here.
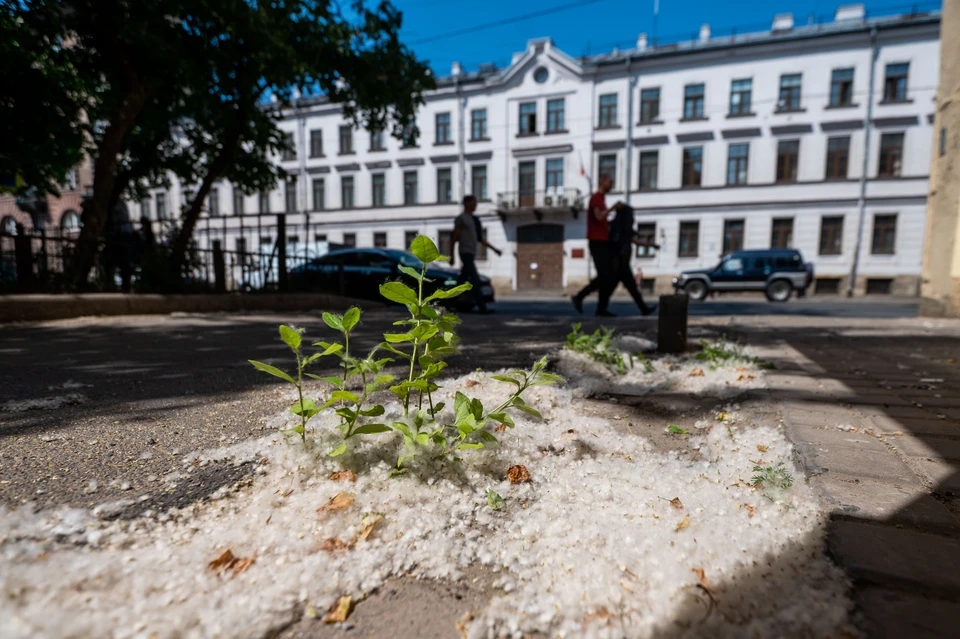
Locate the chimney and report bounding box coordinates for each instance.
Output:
[637,32,648,51]
[451,61,462,76]
[835,3,865,22]
[772,13,794,31]
[699,24,711,42]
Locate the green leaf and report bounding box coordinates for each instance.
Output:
[279,325,301,351]
[290,398,317,416]
[489,412,515,428]
[383,333,413,343]
[315,375,343,386]
[410,235,441,263]
[374,375,396,385]
[336,407,357,421]
[379,343,412,360]
[454,391,471,423]
[397,264,422,281]
[409,324,439,342]
[351,423,393,436]
[477,430,499,444]
[392,421,414,438]
[536,372,565,384]
[457,442,484,450]
[380,282,419,305]
[667,424,689,434]
[359,405,385,417]
[389,468,408,478]
[492,375,523,389]
[341,307,361,333]
[329,442,348,457]
[415,432,430,446]
[487,488,505,510]
[425,282,472,302]
[470,397,484,421]
[322,312,344,332]
[513,403,543,419]
[249,360,296,384]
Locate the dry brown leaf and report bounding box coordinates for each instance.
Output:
[455,612,475,639]
[948,358,957,364]
[507,465,531,484]
[669,497,684,510]
[207,549,256,576]
[583,607,613,626]
[692,567,712,591]
[323,596,353,623]
[494,423,507,432]
[756,445,768,453]
[319,537,352,553]
[716,412,729,421]
[736,366,748,372]
[465,379,480,387]
[675,514,691,532]
[358,514,383,541]
[689,366,705,377]
[317,492,355,514]
[329,469,357,483]
[748,459,765,465]
[742,503,756,518]
[735,373,756,382]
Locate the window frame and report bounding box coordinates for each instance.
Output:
[281,132,296,162]
[682,147,703,188]
[519,102,537,135]
[546,98,565,133]
[878,132,904,177]
[722,219,745,255]
[436,167,453,203]
[678,221,700,258]
[819,216,844,256]
[598,93,618,128]
[338,125,353,155]
[871,213,898,255]
[233,187,244,216]
[829,68,855,107]
[403,170,418,205]
[597,154,617,189]
[545,158,564,191]
[435,112,452,145]
[371,173,386,207]
[340,176,354,209]
[729,78,753,116]
[369,129,385,152]
[776,139,800,183]
[311,178,325,211]
[640,88,661,124]
[883,63,909,102]
[309,129,324,157]
[471,164,488,200]
[778,74,803,111]
[826,136,850,180]
[638,150,658,191]
[636,222,657,257]
[770,217,794,249]
[726,143,749,186]
[683,84,705,120]
[471,108,488,141]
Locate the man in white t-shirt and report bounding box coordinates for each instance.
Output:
[451,195,502,313]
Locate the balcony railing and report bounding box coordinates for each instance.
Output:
[495,187,584,211]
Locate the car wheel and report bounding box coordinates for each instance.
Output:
[765,279,793,302]
[683,279,709,301]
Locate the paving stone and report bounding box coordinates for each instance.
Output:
[809,474,960,534]
[855,587,960,639]
[828,520,960,597]
[844,394,914,407]
[856,405,945,422]
[888,435,960,462]
[788,425,921,485]
[905,457,960,494]
[867,414,960,437]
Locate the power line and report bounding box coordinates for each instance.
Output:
[408,0,605,46]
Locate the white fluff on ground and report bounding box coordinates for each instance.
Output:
[0,368,853,639]
[1,393,86,412]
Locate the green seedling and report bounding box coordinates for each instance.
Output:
[667,424,689,434]
[487,488,505,510]
[565,323,639,375]
[752,462,795,501]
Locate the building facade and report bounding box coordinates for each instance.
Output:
[140,4,940,296]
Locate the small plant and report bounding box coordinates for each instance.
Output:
[752,462,794,501]
[696,335,774,370]
[486,488,505,510]
[250,235,562,467]
[566,324,635,375]
[667,424,688,435]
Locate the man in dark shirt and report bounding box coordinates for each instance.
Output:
[571,175,621,317]
[608,204,658,315]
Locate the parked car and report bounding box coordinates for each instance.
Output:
[672,249,813,302]
[289,248,495,309]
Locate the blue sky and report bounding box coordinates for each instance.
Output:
[394,0,938,75]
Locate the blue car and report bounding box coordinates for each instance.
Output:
[289,248,495,309]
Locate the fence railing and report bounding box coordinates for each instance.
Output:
[495,188,584,211]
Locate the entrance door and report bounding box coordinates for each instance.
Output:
[518,161,536,207]
[516,223,564,290]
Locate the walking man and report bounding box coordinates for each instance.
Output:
[608,204,659,315]
[451,195,502,313]
[572,175,622,317]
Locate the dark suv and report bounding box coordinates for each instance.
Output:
[673,249,813,302]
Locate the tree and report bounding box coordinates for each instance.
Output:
[7,0,432,288]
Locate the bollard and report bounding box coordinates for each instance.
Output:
[276,213,288,292]
[14,233,34,292]
[657,294,689,354]
[212,239,226,293]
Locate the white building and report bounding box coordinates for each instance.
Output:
[145,4,940,297]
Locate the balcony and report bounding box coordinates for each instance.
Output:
[495,187,584,221]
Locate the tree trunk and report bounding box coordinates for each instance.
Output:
[71,79,152,289]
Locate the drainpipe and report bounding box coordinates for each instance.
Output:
[456,75,465,199]
[847,26,879,297]
[624,59,636,204]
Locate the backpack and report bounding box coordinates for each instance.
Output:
[609,205,635,253]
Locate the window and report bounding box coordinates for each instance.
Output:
[369,129,385,151]
[830,68,854,106]
[771,218,794,248]
[878,132,904,177]
[235,237,247,255]
[471,109,488,140]
[260,235,272,248]
[343,233,356,248]
[374,231,387,248]
[598,154,617,189]
[546,158,564,192]
[826,136,850,180]
[636,222,656,257]
[640,88,660,124]
[314,233,327,242]
[403,171,418,205]
[401,124,418,148]
[639,151,658,190]
[683,84,705,119]
[682,147,703,187]
[438,230,453,257]
[309,129,323,157]
[872,214,897,254]
[372,173,385,207]
[726,144,749,185]
[437,168,452,203]
[679,221,699,257]
[866,278,893,295]
[729,79,752,115]
[598,94,618,128]
[533,67,549,83]
[339,125,353,154]
[776,140,799,183]
[819,216,844,255]
[778,74,802,111]
[208,187,220,216]
[341,176,354,209]
[233,187,244,216]
[258,191,269,214]
[140,199,150,221]
[312,178,325,211]
[519,102,537,135]
[281,132,296,161]
[284,179,297,213]
[435,112,451,144]
[722,219,745,254]
[519,161,536,205]
[288,234,299,246]
[883,63,909,102]
[156,193,168,220]
[471,165,487,200]
[405,231,418,249]
[547,99,565,132]
[61,210,81,231]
